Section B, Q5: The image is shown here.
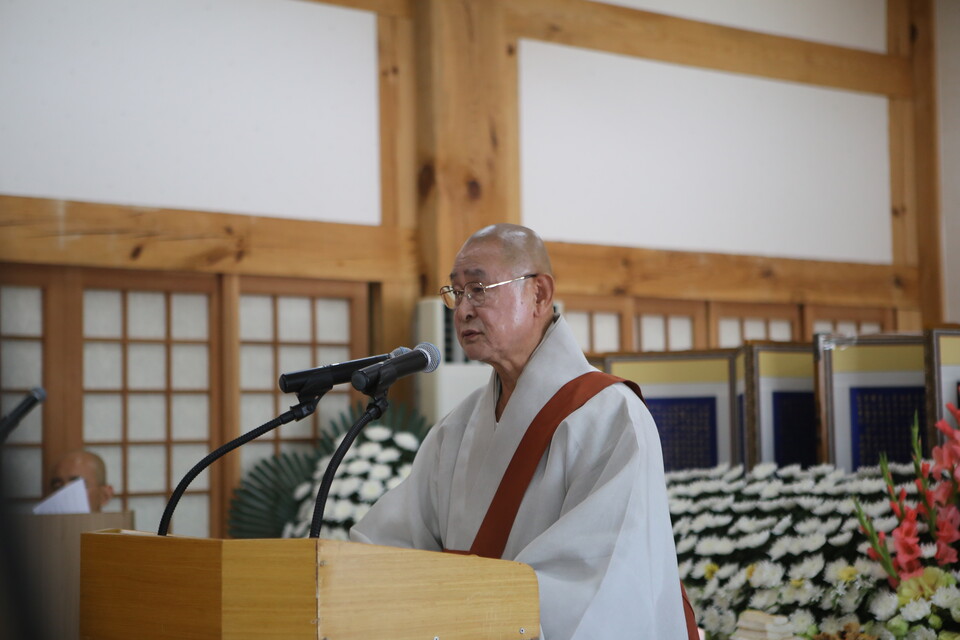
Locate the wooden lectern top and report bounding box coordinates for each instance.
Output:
[81,529,540,640]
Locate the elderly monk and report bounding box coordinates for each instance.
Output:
[351,224,689,638]
[48,450,115,513]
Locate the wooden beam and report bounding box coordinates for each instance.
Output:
[888,0,919,268]
[547,241,920,309]
[505,0,912,97]
[299,0,413,19]
[0,196,418,283]
[414,0,521,294]
[378,13,418,230]
[909,0,944,325]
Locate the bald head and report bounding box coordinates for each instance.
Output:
[49,450,114,512]
[460,224,553,278]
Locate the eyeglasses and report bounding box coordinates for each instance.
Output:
[438,274,537,310]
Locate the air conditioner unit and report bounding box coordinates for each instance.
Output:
[414,298,492,425]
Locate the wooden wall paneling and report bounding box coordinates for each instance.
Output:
[908,0,944,326]
[888,0,920,269]
[801,304,897,337]
[378,12,418,231]
[556,293,634,353]
[633,297,709,350]
[504,0,912,98]
[218,274,241,537]
[546,241,919,309]
[0,196,418,285]
[414,0,521,294]
[369,278,420,406]
[897,308,924,331]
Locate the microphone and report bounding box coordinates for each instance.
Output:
[0,387,46,444]
[352,342,441,395]
[279,347,410,397]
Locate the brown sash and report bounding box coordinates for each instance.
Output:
[451,371,698,639]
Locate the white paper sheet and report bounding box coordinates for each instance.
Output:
[32,477,90,514]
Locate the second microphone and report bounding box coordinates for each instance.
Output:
[351,342,441,395]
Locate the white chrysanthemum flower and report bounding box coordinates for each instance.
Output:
[690,512,733,532]
[385,475,404,490]
[695,537,736,556]
[731,500,759,513]
[750,462,778,480]
[749,560,784,588]
[358,479,384,501]
[829,531,854,546]
[337,476,362,497]
[670,498,695,515]
[905,627,936,640]
[873,515,900,533]
[737,530,770,550]
[789,554,825,580]
[331,499,355,522]
[675,536,696,555]
[854,557,887,582]
[364,425,392,441]
[375,447,401,463]
[788,609,815,633]
[722,465,743,482]
[768,537,793,561]
[932,584,960,609]
[716,563,739,580]
[397,463,413,479]
[838,587,862,613]
[719,609,737,636]
[772,515,793,536]
[799,532,827,553]
[677,559,692,580]
[900,597,931,622]
[920,542,938,559]
[672,517,691,536]
[869,590,899,621]
[700,607,724,633]
[748,588,779,611]
[394,431,419,451]
[346,458,371,475]
[368,463,393,481]
[778,464,802,478]
[293,480,313,501]
[357,441,383,459]
[819,616,843,634]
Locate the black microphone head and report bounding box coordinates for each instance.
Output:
[390,346,412,358]
[31,387,46,403]
[414,342,441,373]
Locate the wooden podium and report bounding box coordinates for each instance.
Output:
[80,530,540,639]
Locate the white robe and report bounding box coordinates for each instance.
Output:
[351,316,688,639]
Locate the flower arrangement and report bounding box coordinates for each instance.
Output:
[853,403,960,639]
[282,424,421,540]
[672,403,960,640]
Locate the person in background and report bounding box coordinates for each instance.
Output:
[352,224,691,638]
[48,450,114,513]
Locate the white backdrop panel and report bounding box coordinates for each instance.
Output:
[0,0,380,225]
[599,0,886,53]
[520,40,892,264]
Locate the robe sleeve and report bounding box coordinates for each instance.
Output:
[512,386,688,640]
[349,422,444,551]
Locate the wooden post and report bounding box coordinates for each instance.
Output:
[413,0,520,294]
[908,0,944,326]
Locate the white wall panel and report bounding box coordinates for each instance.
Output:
[0,0,380,225]
[598,0,885,53]
[520,40,892,264]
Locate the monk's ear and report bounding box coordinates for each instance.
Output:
[532,273,555,316]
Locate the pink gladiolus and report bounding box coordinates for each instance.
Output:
[932,481,954,507]
[936,540,958,566]
[936,505,960,545]
[893,509,922,575]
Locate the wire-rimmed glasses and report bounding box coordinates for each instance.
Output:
[438,274,537,310]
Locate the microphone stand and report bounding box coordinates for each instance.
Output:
[308,393,390,539]
[158,394,321,536]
